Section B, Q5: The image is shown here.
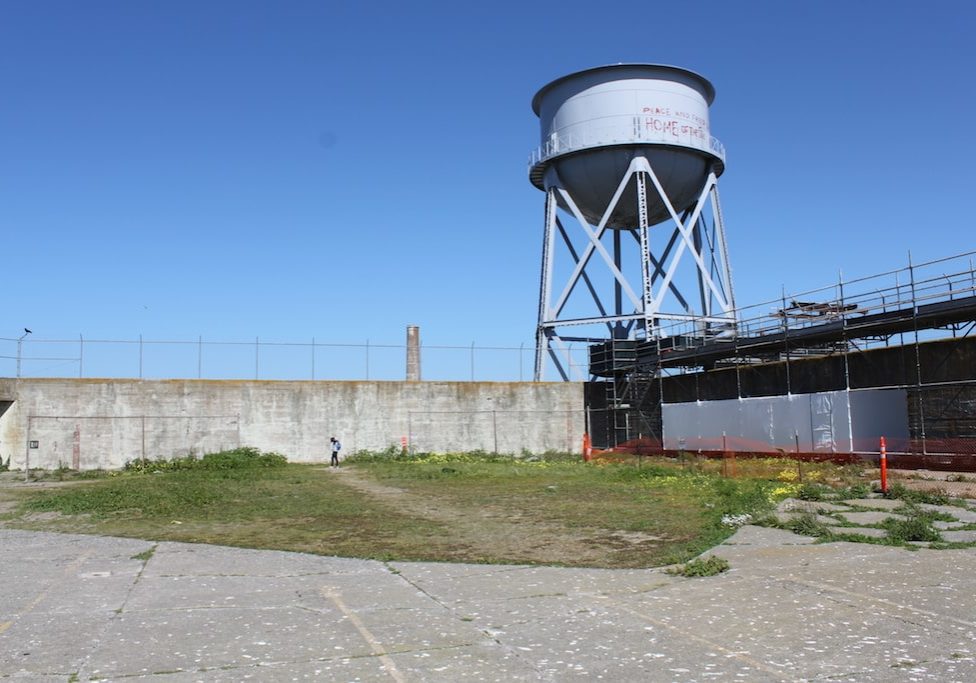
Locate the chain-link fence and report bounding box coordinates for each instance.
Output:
[0,335,595,382]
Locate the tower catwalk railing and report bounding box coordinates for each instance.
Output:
[652,249,976,366]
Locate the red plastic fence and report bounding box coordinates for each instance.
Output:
[593,436,976,472]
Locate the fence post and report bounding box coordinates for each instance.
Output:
[879,436,888,494]
[721,432,726,476]
[79,334,84,378]
[492,410,498,454]
[781,286,791,395]
[24,416,32,482]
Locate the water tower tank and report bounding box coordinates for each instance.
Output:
[529,64,725,228]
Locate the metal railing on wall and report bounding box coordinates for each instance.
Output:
[0,336,591,383]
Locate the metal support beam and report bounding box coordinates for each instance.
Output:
[534,155,737,381]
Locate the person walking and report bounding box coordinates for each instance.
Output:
[330,436,342,467]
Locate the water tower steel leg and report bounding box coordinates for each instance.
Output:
[710,182,736,316]
[614,230,623,321]
[535,188,558,381]
[693,214,709,322]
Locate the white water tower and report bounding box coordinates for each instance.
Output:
[530,64,736,380]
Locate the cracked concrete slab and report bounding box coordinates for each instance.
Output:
[941,530,976,543]
[842,498,907,511]
[772,511,839,526]
[777,498,851,513]
[2,528,976,681]
[919,504,976,524]
[828,526,888,539]
[840,510,907,525]
[934,520,969,530]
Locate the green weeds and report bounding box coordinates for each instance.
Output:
[130,546,156,562]
[786,511,831,537]
[796,482,829,501]
[884,482,950,506]
[346,448,579,465]
[124,447,287,473]
[832,482,872,500]
[667,555,730,577]
[883,514,942,543]
[3,449,887,568]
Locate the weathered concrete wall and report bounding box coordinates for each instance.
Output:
[0,379,585,470]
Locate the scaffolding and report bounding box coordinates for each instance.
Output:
[589,250,976,456]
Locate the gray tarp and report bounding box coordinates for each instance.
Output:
[662,389,908,453]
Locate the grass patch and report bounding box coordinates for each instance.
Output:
[14,464,452,561]
[883,513,943,543]
[885,482,950,506]
[785,511,831,537]
[130,546,156,562]
[3,449,837,569]
[666,555,730,577]
[796,482,829,501]
[830,482,872,500]
[124,446,287,473]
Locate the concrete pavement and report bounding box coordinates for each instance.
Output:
[1,527,975,681]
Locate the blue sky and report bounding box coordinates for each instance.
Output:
[3,1,975,379]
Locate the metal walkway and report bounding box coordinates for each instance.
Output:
[644,294,976,369]
[592,250,976,374]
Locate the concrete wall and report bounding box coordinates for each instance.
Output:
[0,379,585,470]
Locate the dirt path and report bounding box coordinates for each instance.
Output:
[0,475,90,524]
[329,466,663,566]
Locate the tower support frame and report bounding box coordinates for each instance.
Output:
[535,156,736,381]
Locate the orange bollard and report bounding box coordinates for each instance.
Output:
[582,433,592,462]
[879,436,888,494]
